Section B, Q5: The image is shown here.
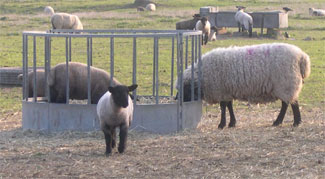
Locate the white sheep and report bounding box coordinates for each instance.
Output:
[97,84,138,156]
[309,8,325,16]
[178,43,311,129]
[146,3,156,11]
[44,6,83,30]
[195,17,211,45]
[234,8,253,37]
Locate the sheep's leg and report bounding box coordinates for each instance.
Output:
[273,101,288,126]
[204,32,209,45]
[227,101,236,128]
[112,128,116,148]
[218,101,227,129]
[103,126,113,156]
[237,22,241,32]
[118,124,128,153]
[248,23,253,37]
[291,101,301,127]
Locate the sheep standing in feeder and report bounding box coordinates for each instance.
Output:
[176,14,201,30]
[234,7,253,37]
[146,3,156,11]
[48,62,121,104]
[44,6,83,30]
[195,16,211,45]
[97,84,138,156]
[18,70,46,98]
[309,8,325,16]
[178,43,310,128]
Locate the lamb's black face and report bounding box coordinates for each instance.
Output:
[108,84,138,108]
[201,17,208,27]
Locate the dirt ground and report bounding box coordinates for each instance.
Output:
[0,105,324,178]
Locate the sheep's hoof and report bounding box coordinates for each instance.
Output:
[228,122,236,128]
[105,152,111,157]
[293,122,300,127]
[118,147,125,154]
[272,121,282,126]
[218,123,225,129]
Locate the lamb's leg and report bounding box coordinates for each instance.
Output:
[103,125,113,156]
[112,128,116,148]
[204,32,209,45]
[227,101,236,128]
[248,23,253,37]
[237,22,241,32]
[118,124,128,153]
[218,101,227,129]
[291,101,301,127]
[273,101,288,126]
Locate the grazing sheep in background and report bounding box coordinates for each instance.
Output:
[309,8,325,16]
[146,3,156,11]
[235,7,253,37]
[176,14,201,30]
[208,26,218,41]
[178,43,310,129]
[18,70,46,98]
[44,6,83,30]
[195,16,211,45]
[97,84,138,156]
[137,6,146,11]
[48,62,121,104]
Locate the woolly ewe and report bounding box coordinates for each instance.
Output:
[44,6,83,30]
[179,43,310,128]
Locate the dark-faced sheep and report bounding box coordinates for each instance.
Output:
[178,43,310,128]
[176,14,201,30]
[97,84,138,156]
[48,62,120,104]
[18,70,46,98]
[195,16,211,45]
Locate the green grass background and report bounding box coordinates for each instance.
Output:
[0,0,324,116]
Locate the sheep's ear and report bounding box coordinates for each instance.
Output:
[108,86,115,93]
[128,84,138,92]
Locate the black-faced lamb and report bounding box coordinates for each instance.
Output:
[44,6,83,30]
[48,62,121,104]
[178,43,311,128]
[309,8,325,16]
[176,14,202,30]
[97,84,138,156]
[234,7,253,37]
[18,70,46,98]
[195,16,211,45]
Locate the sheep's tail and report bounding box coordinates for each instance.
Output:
[47,69,56,86]
[299,52,311,79]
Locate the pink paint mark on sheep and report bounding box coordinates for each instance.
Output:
[264,49,270,57]
[247,48,254,56]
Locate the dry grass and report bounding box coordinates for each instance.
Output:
[0,105,324,178]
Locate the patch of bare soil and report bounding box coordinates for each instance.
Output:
[0,105,324,178]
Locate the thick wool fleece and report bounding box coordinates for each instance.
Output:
[183,43,310,104]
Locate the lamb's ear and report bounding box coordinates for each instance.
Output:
[128,84,138,92]
[108,86,115,93]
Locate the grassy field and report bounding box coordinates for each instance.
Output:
[0,0,324,178]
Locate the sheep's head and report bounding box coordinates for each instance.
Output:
[108,84,138,108]
[200,17,208,27]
